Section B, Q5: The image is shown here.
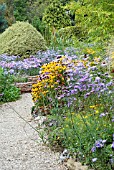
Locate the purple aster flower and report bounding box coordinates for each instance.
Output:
[0,93,3,97]
[70,89,77,95]
[100,113,106,117]
[84,92,91,98]
[95,76,101,83]
[95,140,104,148]
[91,146,96,152]
[106,81,113,87]
[91,139,106,152]
[113,134,114,141]
[9,69,14,74]
[112,118,114,122]
[112,142,114,151]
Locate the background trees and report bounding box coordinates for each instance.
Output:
[43,0,71,29]
[0,0,113,48]
[0,3,8,32]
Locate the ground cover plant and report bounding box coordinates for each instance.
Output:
[0,47,83,76]
[0,67,20,102]
[31,51,114,170]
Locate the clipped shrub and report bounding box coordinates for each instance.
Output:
[0,21,47,58]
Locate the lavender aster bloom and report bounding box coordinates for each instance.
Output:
[112,142,114,151]
[100,113,106,117]
[91,146,96,152]
[91,139,106,152]
[113,134,114,141]
[9,69,14,74]
[95,76,101,83]
[112,118,114,122]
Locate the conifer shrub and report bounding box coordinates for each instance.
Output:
[0,21,47,58]
[43,0,71,29]
[0,3,8,33]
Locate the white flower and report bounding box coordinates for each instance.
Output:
[92,158,97,162]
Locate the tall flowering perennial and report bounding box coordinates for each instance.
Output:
[32,54,113,109]
[31,57,67,107]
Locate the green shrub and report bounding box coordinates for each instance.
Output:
[64,1,114,44]
[0,67,20,102]
[43,0,71,29]
[13,0,28,21]
[57,26,83,40]
[0,21,47,58]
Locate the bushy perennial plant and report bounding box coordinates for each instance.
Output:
[32,57,67,112]
[31,54,114,170]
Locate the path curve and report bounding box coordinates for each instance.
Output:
[0,93,67,170]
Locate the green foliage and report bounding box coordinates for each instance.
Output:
[13,0,28,21]
[57,25,83,41]
[5,0,15,26]
[64,1,114,44]
[27,0,51,21]
[0,21,47,58]
[43,0,71,29]
[60,0,71,6]
[0,3,8,33]
[32,17,47,35]
[0,67,20,102]
[13,0,50,26]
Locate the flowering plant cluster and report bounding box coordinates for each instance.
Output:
[0,48,80,76]
[31,54,114,170]
[0,54,41,76]
[31,57,67,112]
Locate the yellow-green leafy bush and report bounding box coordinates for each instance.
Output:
[0,21,47,57]
[108,37,114,74]
[57,26,82,40]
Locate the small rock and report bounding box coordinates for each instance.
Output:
[66,158,88,170]
[60,149,70,163]
[34,116,47,126]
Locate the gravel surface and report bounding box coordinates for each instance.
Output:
[0,93,67,170]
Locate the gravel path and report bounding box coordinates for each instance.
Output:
[0,93,67,170]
